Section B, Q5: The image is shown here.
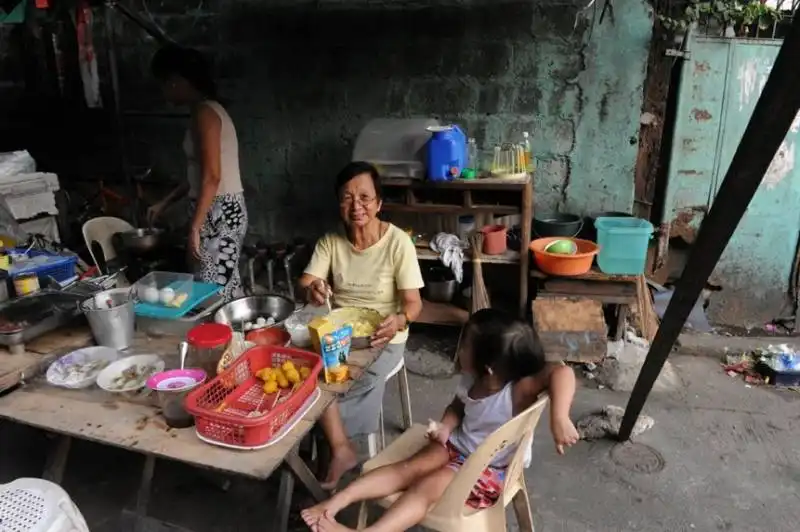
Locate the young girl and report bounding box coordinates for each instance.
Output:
[301,308,579,532]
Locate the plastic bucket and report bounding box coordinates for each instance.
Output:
[81,288,135,350]
[594,217,654,275]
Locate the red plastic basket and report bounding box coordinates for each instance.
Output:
[184,344,322,448]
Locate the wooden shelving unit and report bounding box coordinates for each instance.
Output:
[382,176,533,324]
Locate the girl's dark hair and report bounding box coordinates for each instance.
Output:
[464,308,546,382]
[151,45,218,100]
[334,161,382,199]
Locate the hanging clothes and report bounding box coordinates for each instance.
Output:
[76,0,102,108]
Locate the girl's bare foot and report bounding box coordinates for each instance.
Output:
[317,513,356,532]
[320,444,358,490]
[301,498,346,531]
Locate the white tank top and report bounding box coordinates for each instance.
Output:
[183,101,243,199]
[448,374,533,468]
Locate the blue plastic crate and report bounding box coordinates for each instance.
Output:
[594,217,654,275]
[7,248,79,283]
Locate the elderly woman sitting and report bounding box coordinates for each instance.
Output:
[298,161,424,489]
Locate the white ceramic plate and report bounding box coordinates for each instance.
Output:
[96,354,165,393]
[46,346,121,389]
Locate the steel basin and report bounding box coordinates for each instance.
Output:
[213,295,296,328]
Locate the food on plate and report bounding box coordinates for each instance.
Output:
[286,368,301,385]
[110,364,158,391]
[263,380,279,394]
[142,286,160,304]
[52,360,110,386]
[255,361,313,391]
[281,360,296,373]
[299,366,311,379]
[256,367,276,381]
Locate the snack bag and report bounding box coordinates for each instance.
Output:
[320,324,353,384]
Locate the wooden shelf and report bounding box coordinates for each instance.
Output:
[416,246,520,265]
[383,175,530,190]
[530,266,638,283]
[382,203,519,215]
[417,300,470,326]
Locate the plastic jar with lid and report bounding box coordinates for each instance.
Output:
[186,323,233,376]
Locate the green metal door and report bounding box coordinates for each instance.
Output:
[663,35,800,324]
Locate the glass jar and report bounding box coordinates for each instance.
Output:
[186,323,232,376]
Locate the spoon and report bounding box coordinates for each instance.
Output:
[179,341,188,370]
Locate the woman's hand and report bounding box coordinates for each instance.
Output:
[371,313,404,348]
[551,415,579,455]
[306,279,330,306]
[189,227,202,260]
[146,200,168,226]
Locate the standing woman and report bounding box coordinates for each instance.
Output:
[147,45,248,301]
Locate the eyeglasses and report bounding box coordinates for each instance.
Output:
[340,195,377,207]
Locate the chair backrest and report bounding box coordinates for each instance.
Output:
[81,216,134,273]
[0,477,90,532]
[433,394,549,518]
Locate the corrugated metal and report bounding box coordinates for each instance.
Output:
[663,35,800,324]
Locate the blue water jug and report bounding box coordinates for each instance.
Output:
[426,125,467,182]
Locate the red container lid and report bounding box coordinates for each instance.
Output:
[187,323,232,348]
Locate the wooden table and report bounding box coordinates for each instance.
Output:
[0,329,382,532]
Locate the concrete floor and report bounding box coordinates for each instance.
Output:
[2,335,800,532]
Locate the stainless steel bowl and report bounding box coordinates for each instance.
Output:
[213,295,296,328]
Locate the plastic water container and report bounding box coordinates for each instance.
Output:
[594,217,654,275]
[426,125,467,182]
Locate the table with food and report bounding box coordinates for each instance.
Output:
[0,264,386,531]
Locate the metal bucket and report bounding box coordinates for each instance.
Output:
[81,288,135,350]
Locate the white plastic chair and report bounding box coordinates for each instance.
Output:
[367,356,413,457]
[358,395,549,532]
[81,216,134,274]
[0,477,90,532]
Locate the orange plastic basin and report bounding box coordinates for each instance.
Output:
[529,237,599,276]
[246,327,291,347]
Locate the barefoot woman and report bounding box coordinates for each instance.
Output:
[298,161,424,489]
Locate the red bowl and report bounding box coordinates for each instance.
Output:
[245,327,291,347]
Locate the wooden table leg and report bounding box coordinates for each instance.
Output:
[42,434,71,483]
[284,447,327,502]
[274,468,295,532]
[615,304,629,341]
[134,455,156,532]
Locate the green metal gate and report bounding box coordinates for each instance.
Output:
[662,35,800,324]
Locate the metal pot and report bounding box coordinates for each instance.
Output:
[214,294,296,329]
[533,213,583,238]
[426,280,458,303]
[118,228,164,255]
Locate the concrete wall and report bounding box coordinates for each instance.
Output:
[112,0,653,240]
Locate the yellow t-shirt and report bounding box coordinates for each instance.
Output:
[304,223,424,344]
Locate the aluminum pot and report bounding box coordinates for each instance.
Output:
[213,294,296,328]
[425,280,458,303]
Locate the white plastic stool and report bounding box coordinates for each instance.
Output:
[367,356,413,457]
[0,478,90,532]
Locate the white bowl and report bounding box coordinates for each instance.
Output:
[284,305,328,347]
[96,354,165,393]
[46,346,121,389]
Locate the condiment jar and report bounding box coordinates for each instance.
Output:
[186,323,233,376]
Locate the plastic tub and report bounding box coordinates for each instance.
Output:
[529,238,598,276]
[594,217,654,275]
[133,271,194,309]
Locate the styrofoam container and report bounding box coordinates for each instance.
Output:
[284,305,328,347]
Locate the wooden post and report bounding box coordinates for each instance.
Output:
[618,16,800,441]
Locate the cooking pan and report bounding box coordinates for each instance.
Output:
[118,228,164,255]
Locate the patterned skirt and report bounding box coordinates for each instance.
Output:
[190,193,248,301]
[445,442,506,509]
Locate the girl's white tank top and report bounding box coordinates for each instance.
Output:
[448,374,533,468]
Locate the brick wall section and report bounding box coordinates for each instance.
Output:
[112,0,651,240]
